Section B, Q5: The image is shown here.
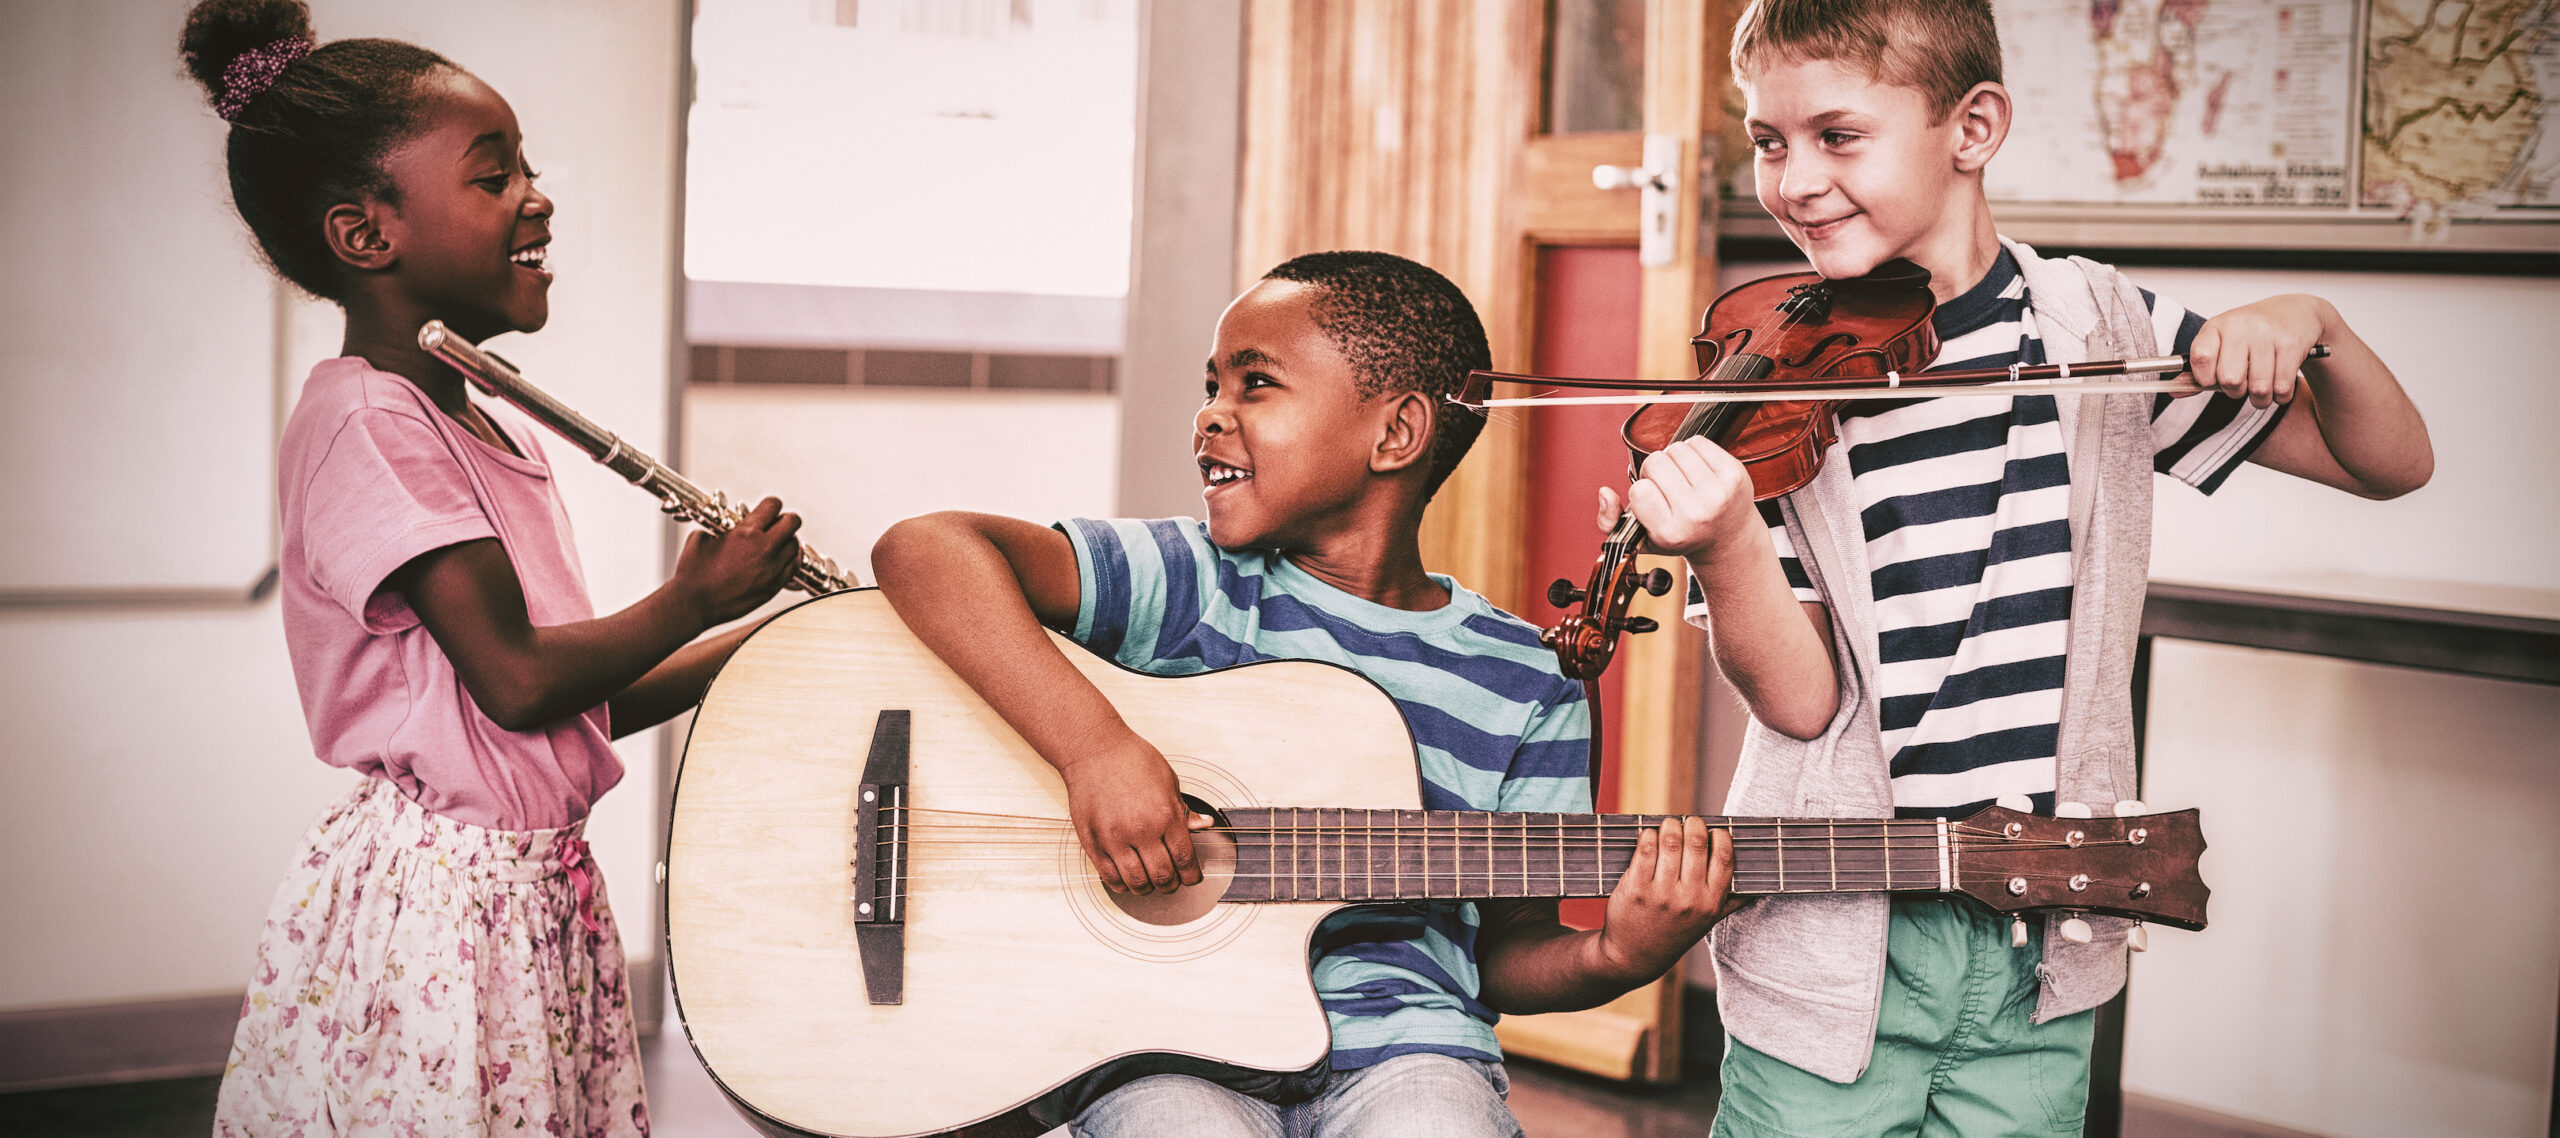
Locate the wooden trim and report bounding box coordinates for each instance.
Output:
[1521,133,1645,242]
[0,567,279,610]
[1492,999,1654,1081]
[2140,582,2560,687]
[1236,0,1543,613]
[2122,1094,2333,1138]
[0,994,240,1093]
[1233,0,1724,1085]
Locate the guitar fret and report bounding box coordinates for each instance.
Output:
[1421,810,1433,899]
[1392,810,1403,897]
[1291,807,1303,901]
[1827,818,1838,893]
[1339,808,1351,900]
[1576,818,1597,895]
[1514,812,1529,898]
[1364,807,1376,901]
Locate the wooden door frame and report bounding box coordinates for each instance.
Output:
[1484,0,1727,1086]
[1236,0,1728,1085]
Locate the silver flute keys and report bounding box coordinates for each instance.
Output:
[418,321,856,594]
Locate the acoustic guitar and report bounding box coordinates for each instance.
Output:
[664,589,2208,1138]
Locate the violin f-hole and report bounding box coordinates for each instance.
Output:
[1782,333,1863,369]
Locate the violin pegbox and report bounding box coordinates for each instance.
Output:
[1946,802,2210,932]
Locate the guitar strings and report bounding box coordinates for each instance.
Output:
[882,805,2147,837]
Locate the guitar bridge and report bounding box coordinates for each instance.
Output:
[851,709,909,1005]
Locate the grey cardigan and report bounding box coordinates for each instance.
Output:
[1705,239,2158,1083]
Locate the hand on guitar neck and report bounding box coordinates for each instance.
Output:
[1478,817,1745,1014]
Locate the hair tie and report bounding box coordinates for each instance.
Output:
[215,36,312,122]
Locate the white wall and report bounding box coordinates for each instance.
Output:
[0,0,682,1013]
[2122,264,2560,1137]
[2128,641,2560,1138]
[681,387,1123,586]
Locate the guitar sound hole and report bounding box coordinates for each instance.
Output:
[1107,828,1238,927]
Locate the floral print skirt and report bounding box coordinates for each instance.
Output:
[214,777,648,1137]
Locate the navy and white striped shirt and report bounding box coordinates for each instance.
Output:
[1689,250,2284,817]
[1061,517,1592,1068]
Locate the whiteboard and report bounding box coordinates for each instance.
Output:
[0,1,281,599]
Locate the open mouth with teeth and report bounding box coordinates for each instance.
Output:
[1200,460,1252,488]
[510,242,551,276]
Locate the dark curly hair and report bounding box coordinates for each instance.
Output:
[1261,251,1492,500]
[179,0,456,300]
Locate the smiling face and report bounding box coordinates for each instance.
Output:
[369,70,554,337]
[1742,54,2000,283]
[1194,280,1414,551]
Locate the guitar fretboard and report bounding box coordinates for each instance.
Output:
[1219,808,1948,902]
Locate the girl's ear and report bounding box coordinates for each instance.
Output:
[1372,390,1437,477]
[323,201,395,273]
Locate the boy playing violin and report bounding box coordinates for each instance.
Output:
[1612,0,2433,1133]
[874,251,1740,1137]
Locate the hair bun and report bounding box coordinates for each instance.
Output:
[178,0,315,109]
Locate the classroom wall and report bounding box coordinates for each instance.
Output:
[0,0,682,1014]
[680,386,1123,587]
[1714,256,2560,1135]
[2120,264,2560,1138]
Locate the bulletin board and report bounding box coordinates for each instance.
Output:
[1718,0,2560,256]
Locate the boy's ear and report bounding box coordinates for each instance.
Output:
[1372,390,1437,477]
[1950,81,2012,174]
[323,201,396,273]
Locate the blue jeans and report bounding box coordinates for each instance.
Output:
[1070,1053,1523,1138]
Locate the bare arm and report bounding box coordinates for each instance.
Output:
[870,512,1204,895]
[389,498,802,733]
[1607,439,1839,739]
[2192,294,2433,499]
[604,619,762,737]
[1476,820,1738,1013]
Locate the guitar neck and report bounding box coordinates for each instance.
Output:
[1218,808,1951,903]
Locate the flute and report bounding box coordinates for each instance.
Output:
[419,320,856,594]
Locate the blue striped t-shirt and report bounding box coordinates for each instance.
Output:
[1059,517,1593,1070]
[1687,250,2284,818]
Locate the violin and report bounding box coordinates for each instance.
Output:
[1470,259,1936,680]
[1460,259,2323,682]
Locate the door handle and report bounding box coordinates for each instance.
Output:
[1592,133,1682,267]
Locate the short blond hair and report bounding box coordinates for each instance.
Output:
[1731,0,2003,120]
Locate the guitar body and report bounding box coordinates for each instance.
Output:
[667,589,1418,1137]
[667,590,2213,1137]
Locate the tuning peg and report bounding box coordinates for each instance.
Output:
[1621,616,1659,634]
[2059,916,2093,944]
[2128,922,2149,953]
[2011,918,2029,949]
[2113,799,2148,817]
[1995,795,2034,813]
[2055,801,2093,819]
[1638,567,1675,596]
[1546,578,1585,607]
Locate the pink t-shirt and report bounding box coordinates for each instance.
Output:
[278,357,623,831]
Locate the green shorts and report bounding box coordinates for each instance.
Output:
[1712,897,2097,1138]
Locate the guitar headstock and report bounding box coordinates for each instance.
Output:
[1948,804,2209,931]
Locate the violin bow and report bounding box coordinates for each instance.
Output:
[1454,345,2329,409]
